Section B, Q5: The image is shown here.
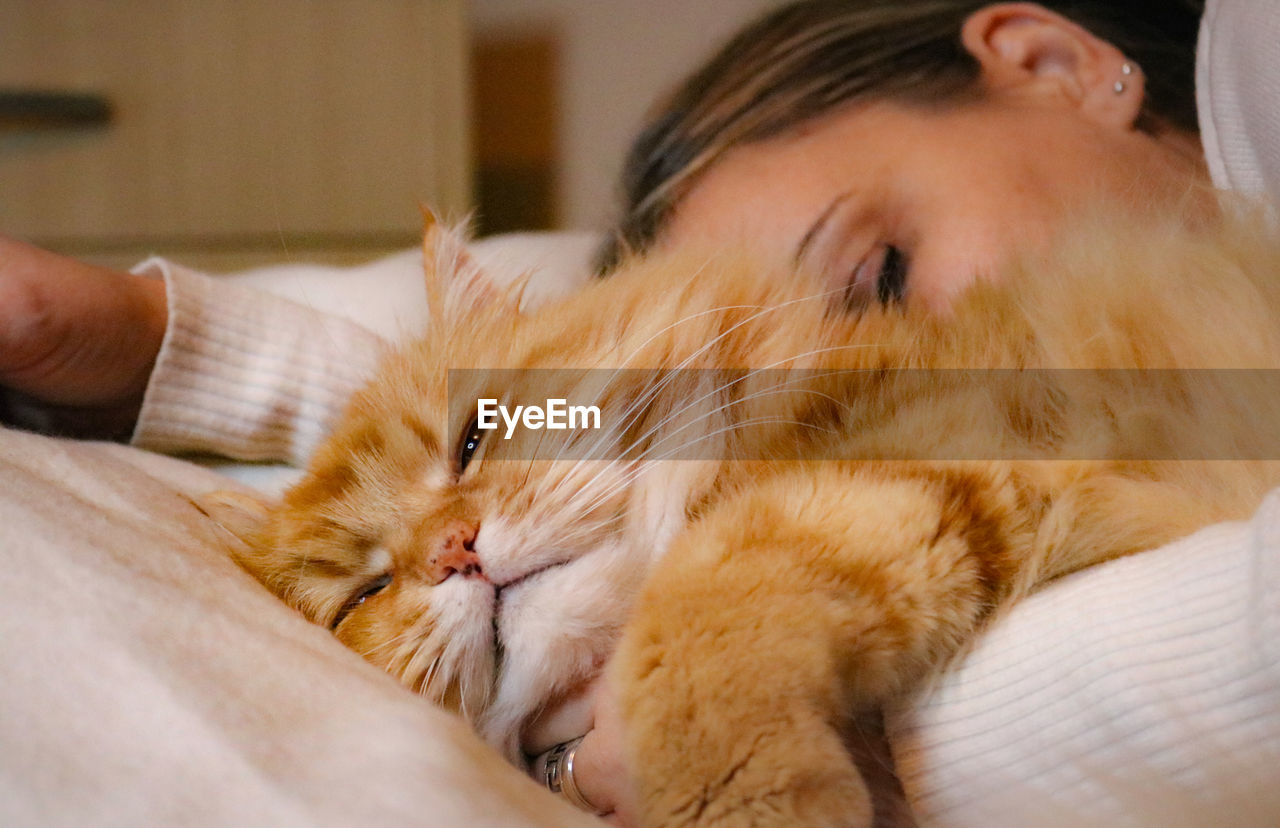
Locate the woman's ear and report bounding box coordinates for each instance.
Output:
[960,2,1143,129]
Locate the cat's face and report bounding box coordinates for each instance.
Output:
[225,223,838,758]
[284,368,661,760]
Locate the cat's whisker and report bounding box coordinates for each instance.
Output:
[416,653,444,695]
[544,441,632,504]
[559,357,791,483]
[571,330,876,488]
[618,371,841,463]
[549,513,627,555]
[529,413,561,471]
[540,386,642,480]
[531,453,599,500]
[594,284,856,448]
[390,638,441,685]
[520,457,537,492]
[560,382,822,514]
[574,416,835,517]
[544,379,625,468]
[572,431,765,520]
[571,465,655,517]
[417,655,448,706]
[550,366,768,501]
[551,417,632,487]
[598,364,858,479]
[597,266,760,371]
[554,459,637,519]
[549,470,650,537]
[547,304,764,467]
[636,388,840,469]
[536,426,647,502]
[397,628,437,686]
[352,629,420,660]
[557,452,646,508]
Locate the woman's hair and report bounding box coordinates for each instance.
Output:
[597,0,1203,272]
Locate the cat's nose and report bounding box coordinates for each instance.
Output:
[428,520,485,585]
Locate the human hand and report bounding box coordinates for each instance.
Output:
[0,235,167,439]
[526,674,639,825]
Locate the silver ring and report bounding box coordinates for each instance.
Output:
[541,737,604,814]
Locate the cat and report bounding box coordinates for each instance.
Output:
[210,205,1280,827]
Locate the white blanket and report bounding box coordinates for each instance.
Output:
[0,426,595,827]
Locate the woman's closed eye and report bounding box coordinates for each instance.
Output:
[844,243,908,312]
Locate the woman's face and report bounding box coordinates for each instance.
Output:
[662,95,1205,310]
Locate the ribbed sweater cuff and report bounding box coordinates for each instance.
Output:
[130,259,386,466]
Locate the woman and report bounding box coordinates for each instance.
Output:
[1,0,1276,823]
[523,0,1278,822]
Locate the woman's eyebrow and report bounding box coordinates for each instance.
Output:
[794,191,852,265]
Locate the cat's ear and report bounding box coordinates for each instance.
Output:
[421,207,520,323]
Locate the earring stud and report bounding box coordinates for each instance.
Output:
[1114,62,1133,95]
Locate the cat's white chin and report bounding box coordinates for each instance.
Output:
[478,536,639,760]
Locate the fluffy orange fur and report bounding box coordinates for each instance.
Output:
[213,206,1280,827]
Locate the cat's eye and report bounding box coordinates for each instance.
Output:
[331,573,393,630]
[844,243,908,312]
[456,414,485,473]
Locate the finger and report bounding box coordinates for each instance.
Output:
[521,676,599,755]
[567,728,620,816]
[589,675,642,824]
[529,732,619,818]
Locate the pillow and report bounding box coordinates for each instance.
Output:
[199,231,600,492]
[0,425,597,826]
[226,230,601,341]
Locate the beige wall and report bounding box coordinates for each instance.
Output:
[470,0,780,232]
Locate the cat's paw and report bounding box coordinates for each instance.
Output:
[611,596,880,828]
[632,725,873,828]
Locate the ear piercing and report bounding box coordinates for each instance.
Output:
[1114,62,1133,95]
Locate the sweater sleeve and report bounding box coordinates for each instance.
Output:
[1196,0,1280,206]
[887,490,1280,827]
[129,258,387,467]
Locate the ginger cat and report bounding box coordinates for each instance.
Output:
[214,207,1280,826]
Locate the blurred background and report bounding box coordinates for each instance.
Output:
[0,0,778,270]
